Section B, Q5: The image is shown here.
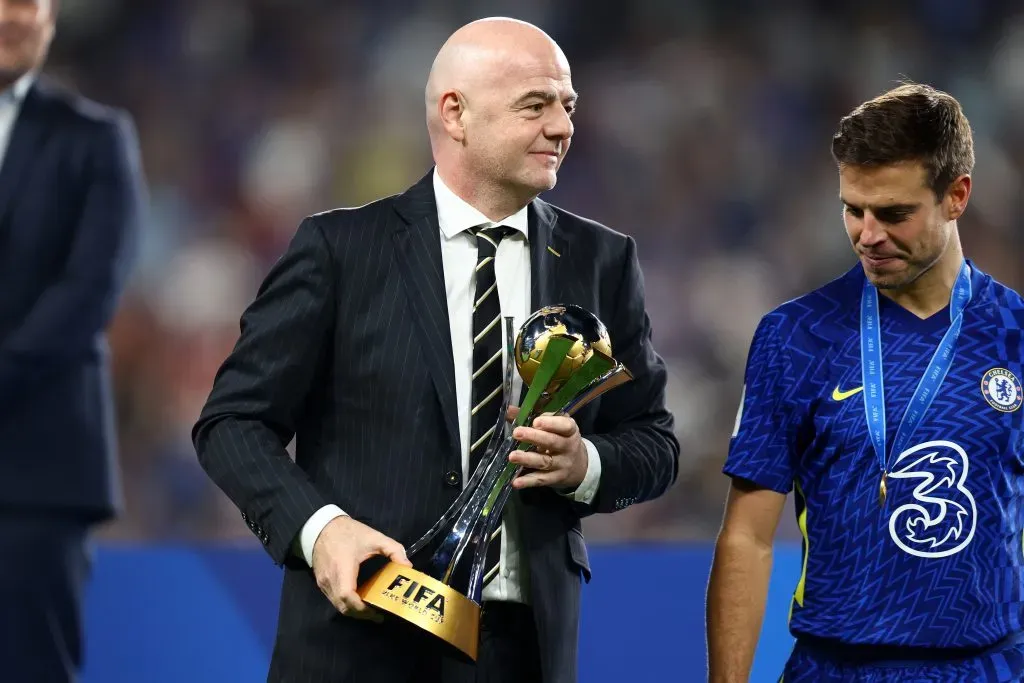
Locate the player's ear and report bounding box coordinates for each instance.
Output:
[944,175,971,221]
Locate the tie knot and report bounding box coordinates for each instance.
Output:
[473,225,513,252]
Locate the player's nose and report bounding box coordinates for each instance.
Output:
[859,212,888,246]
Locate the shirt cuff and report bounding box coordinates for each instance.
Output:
[560,438,602,504]
[297,504,347,567]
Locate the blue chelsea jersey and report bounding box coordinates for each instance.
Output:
[724,261,1024,648]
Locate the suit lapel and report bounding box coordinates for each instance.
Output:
[388,184,566,453]
[516,200,565,406]
[0,82,49,227]
[528,198,564,312]
[391,171,461,455]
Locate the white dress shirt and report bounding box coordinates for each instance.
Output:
[298,170,602,605]
[0,73,35,169]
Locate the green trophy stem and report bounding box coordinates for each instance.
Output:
[440,334,578,584]
[513,335,576,427]
[482,349,618,515]
[480,335,577,516]
[413,330,635,605]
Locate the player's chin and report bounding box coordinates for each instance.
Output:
[861,258,909,288]
[866,269,916,290]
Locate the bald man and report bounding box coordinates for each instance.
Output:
[194,17,679,683]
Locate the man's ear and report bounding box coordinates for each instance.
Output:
[944,174,971,221]
[439,90,467,143]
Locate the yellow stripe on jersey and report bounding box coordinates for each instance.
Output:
[789,480,809,624]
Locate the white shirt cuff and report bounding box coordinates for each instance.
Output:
[298,504,347,567]
[560,438,602,504]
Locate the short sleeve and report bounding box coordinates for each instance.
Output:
[723,313,801,494]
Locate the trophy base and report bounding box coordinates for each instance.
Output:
[357,562,480,661]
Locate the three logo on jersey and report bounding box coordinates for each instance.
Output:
[886,440,977,558]
[829,367,1021,558]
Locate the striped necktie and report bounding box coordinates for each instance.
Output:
[469,224,512,586]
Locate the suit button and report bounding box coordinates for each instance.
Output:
[444,470,461,487]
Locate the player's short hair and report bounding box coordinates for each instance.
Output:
[831,82,974,200]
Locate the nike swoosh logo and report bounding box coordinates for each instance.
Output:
[832,385,864,401]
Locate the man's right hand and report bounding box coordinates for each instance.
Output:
[311,515,411,621]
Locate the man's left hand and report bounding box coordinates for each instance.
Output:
[509,415,588,490]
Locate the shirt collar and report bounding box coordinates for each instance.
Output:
[432,169,529,241]
[0,71,36,106]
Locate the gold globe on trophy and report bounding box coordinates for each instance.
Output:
[514,305,613,392]
[357,304,632,661]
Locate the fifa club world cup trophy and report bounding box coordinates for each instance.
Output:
[357,304,633,660]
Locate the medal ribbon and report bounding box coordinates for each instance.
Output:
[860,260,972,504]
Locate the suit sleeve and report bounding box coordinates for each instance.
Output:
[582,235,680,515]
[0,112,143,408]
[192,217,335,567]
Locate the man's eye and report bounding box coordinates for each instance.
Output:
[877,212,909,224]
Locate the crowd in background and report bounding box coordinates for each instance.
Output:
[44,0,1023,544]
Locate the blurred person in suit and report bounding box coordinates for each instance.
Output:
[193,16,678,683]
[0,0,145,680]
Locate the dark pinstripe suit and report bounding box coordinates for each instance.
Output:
[192,171,679,682]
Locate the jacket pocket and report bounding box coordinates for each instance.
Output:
[566,527,591,582]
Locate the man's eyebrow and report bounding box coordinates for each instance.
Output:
[841,198,920,212]
[514,90,579,105]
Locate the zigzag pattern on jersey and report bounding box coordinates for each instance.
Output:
[792,301,1023,648]
[725,285,852,491]
[781,641,1024,682]
[725,309,824,494]
[728,266,1024,649]
[991,283,1024,641]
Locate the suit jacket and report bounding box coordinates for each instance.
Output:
[192,171,679,682]
[0,76,143,520]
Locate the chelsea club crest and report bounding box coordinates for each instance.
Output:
[981,368,1023,413]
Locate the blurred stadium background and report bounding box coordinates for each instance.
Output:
[40,0,1024,680]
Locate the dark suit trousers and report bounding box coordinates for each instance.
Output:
[269,599,543,683]
[413,602,543,683]
[475,602,543,683]
[0,512,91,683]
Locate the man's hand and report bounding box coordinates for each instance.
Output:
[311,516,411,621]
[508,414,589,490]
